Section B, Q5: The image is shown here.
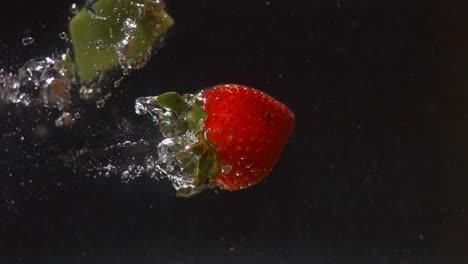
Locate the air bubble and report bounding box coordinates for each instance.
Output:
[122,141,134,147]
[114,77,124,88]
[70,3,78,14]
[96,99,105,108]
[103,164,116,173]
[22,37,34,46]
[59,32,69,42]
[221,164,233,174]
[55,112,75,127]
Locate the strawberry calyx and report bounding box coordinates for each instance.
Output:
[136,91,221,197]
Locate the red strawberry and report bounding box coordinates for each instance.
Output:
[137,84,294,196]
[200,84,295,191]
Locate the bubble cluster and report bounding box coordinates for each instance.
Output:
[0,55,73,109]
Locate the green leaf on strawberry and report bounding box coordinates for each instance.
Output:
[187,100,208,131]
[155,92,191,113]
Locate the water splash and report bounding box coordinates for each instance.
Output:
[0,24,157,126]
[115,18,153,72]
[0,55,73,110]
[57,121,163,184]
[135,95,207,191]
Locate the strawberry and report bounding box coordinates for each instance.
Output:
[200,84,295,191]
[136,84,294,197]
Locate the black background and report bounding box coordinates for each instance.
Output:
[1,0,468,263]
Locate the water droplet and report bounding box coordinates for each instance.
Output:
[22,37,34,46]
[96,99,105,108]
[114,77,124,88]
[55,112,75,127]
[221,164,233,174]
[70,3,78,14]
[59,32,69,41]
[103,164,117,173]
[122,141,134,147]
[93,39,105,50]
[79,86,95,100]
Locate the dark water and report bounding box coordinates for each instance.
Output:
[1,0,467,263]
